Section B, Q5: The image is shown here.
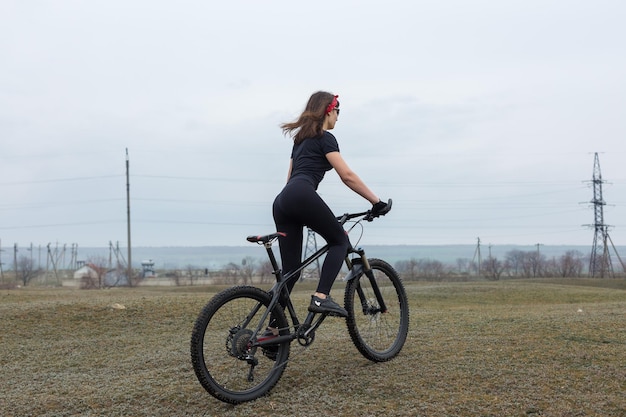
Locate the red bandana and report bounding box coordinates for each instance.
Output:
[326,95,339,114]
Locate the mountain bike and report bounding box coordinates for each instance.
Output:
[190,200,409,404]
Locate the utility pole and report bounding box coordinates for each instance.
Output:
[14,243,18,281]
[0,239,4,282]
[535,243,543,278]
[126,148,133,286]
[472,237,481,277]
[47,243,60,283]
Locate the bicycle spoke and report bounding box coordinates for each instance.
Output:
[190,286,290,404]
[345,259,409,362]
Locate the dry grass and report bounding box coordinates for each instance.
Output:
[1,279,625,417]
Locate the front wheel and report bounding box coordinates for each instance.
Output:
[190,286,290,404]
[344,258,409,362]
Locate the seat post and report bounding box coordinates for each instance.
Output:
[264,241,281,275]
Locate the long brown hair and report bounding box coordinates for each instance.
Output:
[281,91,339,145]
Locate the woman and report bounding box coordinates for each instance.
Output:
[273,91,388,318]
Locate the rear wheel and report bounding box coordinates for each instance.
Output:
[344,258,409,362]
[190,286,290,404]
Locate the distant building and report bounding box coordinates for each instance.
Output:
[73,265,98,281]
[141,259,155,278]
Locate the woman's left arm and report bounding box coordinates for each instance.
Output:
[326,151,379,204]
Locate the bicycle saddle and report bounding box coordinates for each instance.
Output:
[246,232,286,243]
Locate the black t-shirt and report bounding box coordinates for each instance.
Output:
[289,131,340,189]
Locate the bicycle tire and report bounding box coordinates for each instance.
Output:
[190,286,290,404]
[344,258,409,362]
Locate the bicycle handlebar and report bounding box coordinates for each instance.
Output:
[337,199,393,224]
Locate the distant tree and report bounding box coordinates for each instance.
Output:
[419,259,445,279]
[395,258,419,280]
[16,255,39,286]
[504,250,526,277]
[395,258,445,280]
[224,262,241,284]
[240,257,256,285]
[483,257,504,281]
[541,257,558,277]
[556,250,585,277]
[455,258,471,275]
[504,250,546,278]
[169,270,182,286]
[186,265,197,285]
[525,251,546,278]
[258,260,275,284]
[84,256,109,289]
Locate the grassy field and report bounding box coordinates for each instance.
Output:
[1,279,625,417]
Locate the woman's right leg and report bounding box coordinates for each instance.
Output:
[273,190,303,295]
[275,222,303,295]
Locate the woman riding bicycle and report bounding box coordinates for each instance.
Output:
[273,91,389,318]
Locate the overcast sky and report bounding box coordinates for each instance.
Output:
[1,0,625,251]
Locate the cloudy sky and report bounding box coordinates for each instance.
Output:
[1,0,625,251]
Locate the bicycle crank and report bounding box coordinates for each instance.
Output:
[297,331,315,346]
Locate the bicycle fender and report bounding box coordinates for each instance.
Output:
[342,264,364,282]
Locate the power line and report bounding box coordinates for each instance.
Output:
[0,175,123,186]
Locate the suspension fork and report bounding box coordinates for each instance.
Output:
[346,248,388,314]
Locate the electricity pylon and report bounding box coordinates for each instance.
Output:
[302,228,321,280]
[586,153,614,277]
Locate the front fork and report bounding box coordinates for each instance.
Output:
[345,248,388,314]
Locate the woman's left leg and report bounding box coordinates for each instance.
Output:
[304,199,351,295]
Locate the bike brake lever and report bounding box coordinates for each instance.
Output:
[365,198,392,222]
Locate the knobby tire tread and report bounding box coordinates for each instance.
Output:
[190,286,289,404]
[344,258,409,362]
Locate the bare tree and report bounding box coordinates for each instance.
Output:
[541,257,559,277]
[395,258,419,280]
[167,270,182,286]
[420,259,445,279]
[504,250,526,277]
[83,256,109,289]
[16,255,39,286]
[240,257,256,285]
[504,250,546,278]
[224,262,241,284]
[483,257,504,281]
[186,265,197,286]
[557,250,585,277]
[525,251,545,278]
[455,258,471,275]
[258,260,275,284]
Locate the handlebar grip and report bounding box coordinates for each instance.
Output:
[366,199,392,221]
[380,199,392,215]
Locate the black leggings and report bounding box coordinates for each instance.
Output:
[273,179,350,295]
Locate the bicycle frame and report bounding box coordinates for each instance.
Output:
[249,209,390,350]
[249,239,331,348]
